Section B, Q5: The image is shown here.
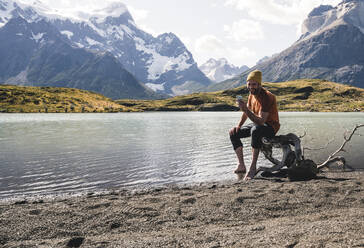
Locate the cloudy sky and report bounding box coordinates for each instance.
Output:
[21,0,342,67]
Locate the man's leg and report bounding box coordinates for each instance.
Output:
[234,146,246,173]
[244,124,275,180]
[244,148,259,180]
[229,124,254,173]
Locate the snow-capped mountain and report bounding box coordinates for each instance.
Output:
[0,1,162,99]
[204,0,364,91]
[300,0,364,41]
[199,58,248,83]
[0,0,211,96]
[0,0,40,26]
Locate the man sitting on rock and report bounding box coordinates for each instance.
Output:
[229,70,280,180]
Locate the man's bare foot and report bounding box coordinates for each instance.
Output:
[243,168,256,180]
[234,164,246,174]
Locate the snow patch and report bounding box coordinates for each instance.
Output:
[121,24,133,37]
[31,32,44,42]
[87,22,106,37]
[85,37,102,46]
[164,36,173,44]
[106,25,124,40]
[128,19,136,26]
[0,0,15,27]
[205,68,217,81]
[145,83,165,92]
[75,42,84,48]
[61,30,73,39]
[135,38,192,80]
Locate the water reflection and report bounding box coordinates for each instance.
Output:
[0,112,363,199]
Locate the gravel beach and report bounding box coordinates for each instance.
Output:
[0,171,363,248]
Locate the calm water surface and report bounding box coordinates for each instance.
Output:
[0,112,363,199]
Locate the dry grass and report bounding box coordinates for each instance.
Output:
[0,85,134,113]
[117,79,364,112]
[1,79,363,113]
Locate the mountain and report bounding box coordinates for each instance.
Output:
[0,16,161,99]
[256,56,272,65]
[199,58,248,83]
[206,0,364,91]
[0,0,211,97]
[37,2,211,95]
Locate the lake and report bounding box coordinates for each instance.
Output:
[0,112,363,199]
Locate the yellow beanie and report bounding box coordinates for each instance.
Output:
[247,70,262,85]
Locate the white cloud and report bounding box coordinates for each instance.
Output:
[195,35,225,53]
[194,35,256,66]
[224,19,264,41]
[138,24,159,36]
[18,0,125,21]
[127,6,149,22]
[225,0,342,25]
[211,1,219,8]
[178,36,192,47]
[19,0,115,12]
[226,47,256,66]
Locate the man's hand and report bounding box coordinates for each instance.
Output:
[237,99,248,112]
[229,126,241,136]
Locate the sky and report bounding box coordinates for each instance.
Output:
[21,0,342,67]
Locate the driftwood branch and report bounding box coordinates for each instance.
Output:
[258,124,363,178]
[317,124,364,170]
[259,133,303,172]
[298,131,307,139]
[304,138,335,151]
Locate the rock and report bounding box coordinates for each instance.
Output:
[293,86,314,93]
[293,91,311,100]
[288,159,318,181]
[182,198,196,204]
[110,222,121,230]
[66,237,85,247]
[198,103,239,111]
[14,200,28,205]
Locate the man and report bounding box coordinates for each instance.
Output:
[229,70,280,180]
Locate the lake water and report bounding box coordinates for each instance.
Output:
[0,112,363,199]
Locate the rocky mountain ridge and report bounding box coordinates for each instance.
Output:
[204,0,364,92]
[0,16,161,99]
[0,0,211,97]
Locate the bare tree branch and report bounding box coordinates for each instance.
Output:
[299,131,307,139]
[317,124,364,170]
[304,138,335,151]
[258,124,363,179]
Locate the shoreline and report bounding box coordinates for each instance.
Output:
[1,170,363,247]
[2,167,363,204]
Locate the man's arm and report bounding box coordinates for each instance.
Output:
[238,100,269,125]
[244,109,269,126]
[229,111,248,136]
[238,112,248,128]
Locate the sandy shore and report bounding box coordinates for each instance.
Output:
[0,171,363,248]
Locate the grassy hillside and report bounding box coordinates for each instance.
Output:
[1,79,363,113]
[117,79,364,112]
[0,85,134,113]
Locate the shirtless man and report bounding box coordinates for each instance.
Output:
[229,70,280,180]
